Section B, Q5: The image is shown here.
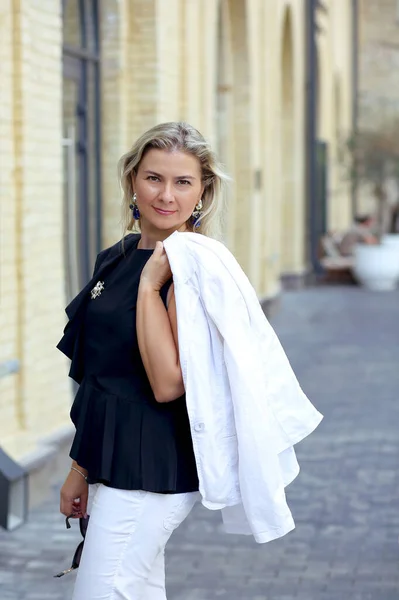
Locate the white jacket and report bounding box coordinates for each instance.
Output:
[163,231,323,544]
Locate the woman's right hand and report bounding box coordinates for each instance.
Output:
[60,467,89,519]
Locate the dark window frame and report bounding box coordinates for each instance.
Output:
[62,0,102,287]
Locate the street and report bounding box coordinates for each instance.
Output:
[1,286,398,600]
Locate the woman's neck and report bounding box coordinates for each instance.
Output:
[138,224,188,249]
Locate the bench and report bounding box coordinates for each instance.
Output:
[319,235,355,283]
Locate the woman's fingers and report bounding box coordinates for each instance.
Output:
[60,469,89,516]
[60,498,74,517]
[154,241,164,256]
[60,499,83,518]
[60,493,84,517]
[78,488,88,518]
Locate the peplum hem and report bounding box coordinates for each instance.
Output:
[69,378,199,493]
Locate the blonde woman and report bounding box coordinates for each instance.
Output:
[57,122,322,599]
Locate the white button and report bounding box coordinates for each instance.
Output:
[194,422,205,432]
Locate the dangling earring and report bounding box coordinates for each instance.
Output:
[129,193,140,220]
[191,199,203,229]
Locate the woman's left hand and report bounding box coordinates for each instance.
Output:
[140,241,172,292]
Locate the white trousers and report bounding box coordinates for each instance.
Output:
[72,484,200,600]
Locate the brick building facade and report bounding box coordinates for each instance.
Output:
[356,0,399,217]
[0,0,354,504]
[358,0,399,128]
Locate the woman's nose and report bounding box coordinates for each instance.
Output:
[159,183,174,202]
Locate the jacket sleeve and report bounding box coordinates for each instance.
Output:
[198,263,296,542]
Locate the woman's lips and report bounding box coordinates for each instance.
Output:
[153,207,176,216]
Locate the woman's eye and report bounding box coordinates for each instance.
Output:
[177,179,191,186]
[147,175,160,182]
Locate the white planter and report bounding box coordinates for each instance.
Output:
[382,234,399,269]
[382,233,399,249]
[353,244,399,291]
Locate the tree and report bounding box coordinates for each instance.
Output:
[340,121,399,237]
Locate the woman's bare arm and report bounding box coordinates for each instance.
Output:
[136,282,184,403]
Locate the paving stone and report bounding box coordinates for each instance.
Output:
[0,286,398,599]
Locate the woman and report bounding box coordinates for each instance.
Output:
[58,122,229,599]
[58,121,322,599]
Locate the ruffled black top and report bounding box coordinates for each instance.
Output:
[61,236,199,493]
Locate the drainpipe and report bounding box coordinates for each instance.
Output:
[351,0,359,218]
[95,0,102,255]
[305,0,318,272]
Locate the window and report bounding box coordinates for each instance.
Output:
[62,0,101,297]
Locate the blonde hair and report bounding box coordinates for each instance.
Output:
[118,122,229,239]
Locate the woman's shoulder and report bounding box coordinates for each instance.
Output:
[93,234,140,274]
[107,233,140,257]
[183,233,238,269]
[170,231,230,259]
[167,232,245,288]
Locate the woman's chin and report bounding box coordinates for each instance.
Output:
[143,217,187,233]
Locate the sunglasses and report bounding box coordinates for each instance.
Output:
[53,514,90,578]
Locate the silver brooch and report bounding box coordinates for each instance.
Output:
[91,281,104,299]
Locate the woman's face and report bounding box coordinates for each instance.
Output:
[132,149,204,234]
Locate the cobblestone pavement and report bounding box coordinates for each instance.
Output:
[0,286,398,600]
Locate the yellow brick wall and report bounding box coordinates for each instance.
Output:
[276,0,307,275]
[0,0,71,460]
[327,0,354,230]
[0,0,20,436]
[357,0,399,214]
[100,0,130,247]
[359,0,399,127]
[100,0,353,288]
[0,0,354,461]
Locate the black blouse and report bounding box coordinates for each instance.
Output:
[68,237,199,493]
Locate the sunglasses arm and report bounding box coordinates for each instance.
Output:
[53,566,76,578]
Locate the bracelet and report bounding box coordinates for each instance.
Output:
[71,466,88,481]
